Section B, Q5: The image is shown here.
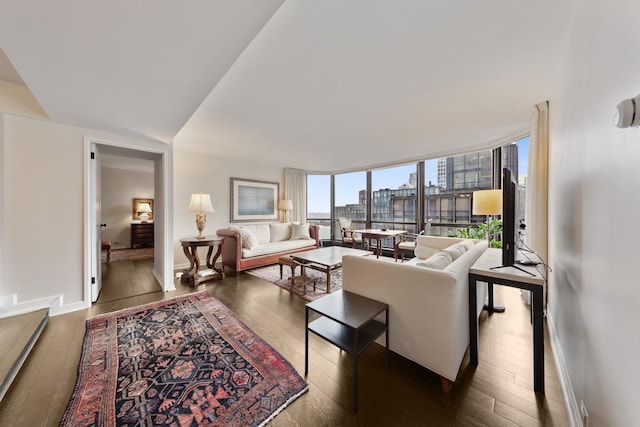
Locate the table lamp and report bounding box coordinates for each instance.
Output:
[137,202,152,223]
[473,188,505,312]
[278,199,293,223]
[472,189,502,247]
[188,193,215,239]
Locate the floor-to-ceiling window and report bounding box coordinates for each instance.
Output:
[333,171,366,240]
[306,135,529,246]
[370,164,418,233]
[306,174,331,243]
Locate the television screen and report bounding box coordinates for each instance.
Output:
[502,168,519,266]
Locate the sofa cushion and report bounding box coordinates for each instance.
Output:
[242,239,316,258]
[234,227,258,249]
[416,250,453,270]
[270,223,291,242]
[291,223,311,240]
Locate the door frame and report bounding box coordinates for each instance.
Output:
[83,136,174,308]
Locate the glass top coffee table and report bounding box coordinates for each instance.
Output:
[291,246,371,293]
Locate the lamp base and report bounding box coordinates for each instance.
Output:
[195,213,207,239]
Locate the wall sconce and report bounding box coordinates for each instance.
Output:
[137,202,152,223]
[278,199,293,223]
[188,193,215,239]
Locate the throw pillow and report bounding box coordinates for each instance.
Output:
[442,243,466,261]
[270,223,292,242]
[416,250,453,270]
[235,227,258,249]
[460,239,475,251]
[414,245,436,260]
[291,223,311,240]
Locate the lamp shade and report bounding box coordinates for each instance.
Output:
[137,202,152,214]
[278,199,293,211]
[188,193,214,213]
[472,189,502,215]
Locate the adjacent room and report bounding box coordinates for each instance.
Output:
[1,1,639,426]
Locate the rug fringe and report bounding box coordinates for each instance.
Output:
[257,384,309,427]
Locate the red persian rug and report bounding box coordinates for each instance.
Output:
[61,291,308,426]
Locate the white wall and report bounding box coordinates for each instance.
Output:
[0,114,171,315]
[173,147,283,269]
[549,0,640,425]
[101,166,154,249]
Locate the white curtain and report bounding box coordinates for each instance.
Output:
[526,101,549,262]
[524,101,549,305]
[284,168,307,223]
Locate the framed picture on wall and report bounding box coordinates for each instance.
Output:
[133,198,154,220]
[230,178,279,222]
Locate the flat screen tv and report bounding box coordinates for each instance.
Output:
[501,167,519,266]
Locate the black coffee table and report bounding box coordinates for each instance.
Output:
[305,290,389,413]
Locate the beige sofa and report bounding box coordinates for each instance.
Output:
[217,222,319,272]
[341,236,488,390]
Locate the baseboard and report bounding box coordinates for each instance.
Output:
[49,296,88,316]
[547,312,583,427]
[154,269,175,292]
[0,294,59,318]
[0,294,17,315]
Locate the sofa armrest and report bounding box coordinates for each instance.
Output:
[216,228,242,271]
[308,224,320,247]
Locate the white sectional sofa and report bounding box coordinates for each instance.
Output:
[216,222,320,272]
[341,236,488,390]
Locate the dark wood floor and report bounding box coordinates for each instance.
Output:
[0,258,568,426]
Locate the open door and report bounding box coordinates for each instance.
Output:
[91,144,103,302]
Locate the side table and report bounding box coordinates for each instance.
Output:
[180,236,225,286]
[305,290,389,413]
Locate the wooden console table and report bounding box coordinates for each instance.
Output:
[468,248,546,393]
[180,237,225,286]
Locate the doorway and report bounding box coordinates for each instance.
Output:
[84,137,174,308]
[97,153,160,303]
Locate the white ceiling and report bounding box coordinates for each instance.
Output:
[0,0,576,172]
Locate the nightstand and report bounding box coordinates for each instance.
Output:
[131,222,154,248]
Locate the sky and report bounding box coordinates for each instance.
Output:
[307,136,529,213]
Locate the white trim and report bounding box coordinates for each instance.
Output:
[0,294,18,314]
[153,269,175,292]
[547,311,583,427]
[0,295,59,318]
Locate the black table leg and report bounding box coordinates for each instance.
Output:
[353,331,359,413]
[469,275,479,365]
[532,287,545,393]
[385,308,390,371]
[305,307,309,376]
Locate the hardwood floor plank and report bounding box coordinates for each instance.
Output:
[0,263,569,426]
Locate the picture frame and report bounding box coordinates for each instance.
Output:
[132,198,154,220]
[230,178,279,222]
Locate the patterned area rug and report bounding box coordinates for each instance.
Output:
[245,264,342,302]
[62,291,308,426]
[102,247,154,263]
